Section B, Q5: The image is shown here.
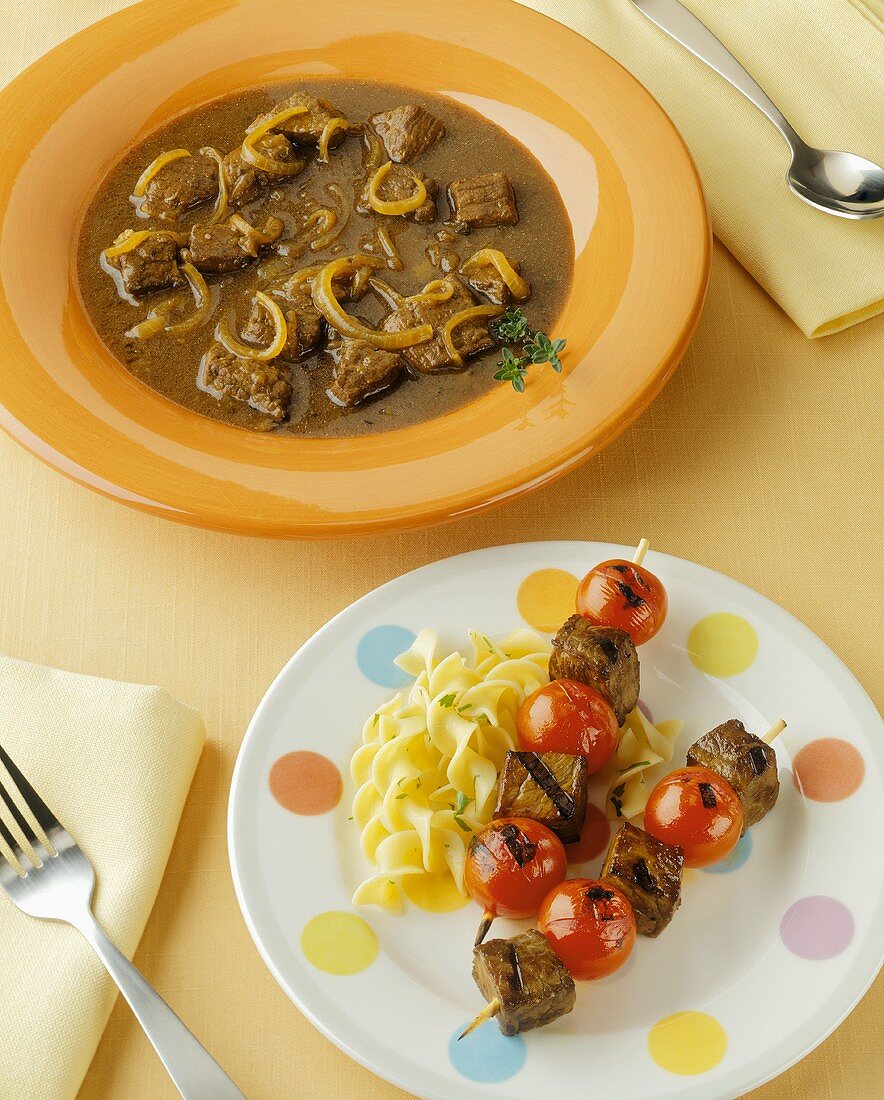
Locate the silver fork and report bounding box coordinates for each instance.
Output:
[0,742,245,1099]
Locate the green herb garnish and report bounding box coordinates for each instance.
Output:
[453,790,473,831]
[438,692,457,708]
[617,761,651,774]
[492,307,567,392]
[610,782,626,818]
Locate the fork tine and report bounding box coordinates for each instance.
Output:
[0,773,44,854]
[0,742,60,835]
[0,809,31,872]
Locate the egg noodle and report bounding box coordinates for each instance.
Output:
[350,627,683,914]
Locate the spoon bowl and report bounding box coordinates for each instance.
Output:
[788,146,884,219]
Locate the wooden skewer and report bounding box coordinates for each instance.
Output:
[632,538,651,567]
[474,910,494,947]
[458,998,501,1040]
[761,719,787,744]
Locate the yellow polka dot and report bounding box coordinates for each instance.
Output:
[687,613,758,676]
[300,911,378,975]
[649,1012,727,1075]
[403,873,471,913]
[517,569,579,633]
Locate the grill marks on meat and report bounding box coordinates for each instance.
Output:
[472,930,575,1036]
[686,719,779,831]
[601,821,683,937]
[549,616,640,725]
[494,750,587,844]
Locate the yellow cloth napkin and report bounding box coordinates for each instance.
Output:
[518,0,884,337]
[0,655,204,1100]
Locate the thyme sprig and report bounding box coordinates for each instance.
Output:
[492,308,567,392]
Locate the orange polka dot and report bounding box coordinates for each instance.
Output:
[517,569,579,633]
[793,738,865,802]
[269,751,342,815]
[568,803,611,863]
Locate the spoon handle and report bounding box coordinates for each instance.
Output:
[629,0,801,148]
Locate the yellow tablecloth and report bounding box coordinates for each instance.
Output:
[0,3,881,1099]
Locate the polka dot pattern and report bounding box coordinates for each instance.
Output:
[448,1020,527,1083]
[701,831,752,874]
[648,1011,727,1075]
[300,911,378,975]
[357,625,416,688]
[780,896,854,960]
[269,751,342,815]
[518,569,579,633]
[687,612,758,676]
[568,803,610,864]
[793,738,865,802]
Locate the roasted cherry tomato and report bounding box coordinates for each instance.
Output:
[537,878,636,980]
[644,766,743,868]
[465,818,567,944]
[576,557,668,646]
[517,679,619,773]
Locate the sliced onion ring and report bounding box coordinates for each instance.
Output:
[216,291,288,362]
[442,304,504,368]
[199,146,229,225]
[103,228,184,260]
[131,149,191,199]
[367,162,427,216]
[125,263,213,340]
[241,106,309,176]
[318,117,349,162]
[460,248,531,301]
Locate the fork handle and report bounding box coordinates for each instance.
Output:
[629,0,802,148]
[77,914,246,1099]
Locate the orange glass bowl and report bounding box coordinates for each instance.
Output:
[0,0,709,537]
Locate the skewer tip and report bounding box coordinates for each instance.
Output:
[474,910,494,947]
[762,719,787,744]
[632,538,651,567]
[458,998,501,1040]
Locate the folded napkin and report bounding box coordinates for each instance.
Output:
[0,656,204,1100]
[518,0,884,337]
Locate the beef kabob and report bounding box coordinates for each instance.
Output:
[459,541,787,1039]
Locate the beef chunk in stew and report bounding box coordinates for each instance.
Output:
[244,284,323,358]
[549,616,639,725]
[139,154,219,221]
[361,164,438,223]
[370,104,445,163]
[327,338,403,407]
[198,343,291,424]
[448,172,519,228]
[686,719,779,831]
[461,254,527,305]
[183,215,283,274]
[223,134,304,206]
[381,278,495,373]
[494,751,587,844]
[601,821,683,937]
[472,929,575,1036]
[104,230,182,297]
[250,92,346,147]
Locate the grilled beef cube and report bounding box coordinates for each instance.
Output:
[104,231,182,297]
[462,255,527,306]
[370,104,445,163]
[183,215,283,274]
[328,338,402,407]
[250,92,345,147]
[494,751,587,844]
[472,930,575,1036]
[381,279,494,373]
[448,172,519,228]
[198,343,291,424]
[686,719,779,830]
[601,822,683,937]
[549,616,639,725]
[222,133,304,206]
[139,154,218,221]
[376,164,438,223]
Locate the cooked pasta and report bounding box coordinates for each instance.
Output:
[350,628,551,914]
[605,708,683,820]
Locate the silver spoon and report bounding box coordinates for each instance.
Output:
[630,0,884,219]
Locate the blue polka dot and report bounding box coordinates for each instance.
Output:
[701,830,752,874]
[356,625,416,688]
[449,1020,527,1083]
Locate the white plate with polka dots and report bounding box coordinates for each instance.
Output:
[228,542,884,1100]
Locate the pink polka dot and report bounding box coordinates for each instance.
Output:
[780,896,854,960]
[269,751,342,815]
[793,739,865,802]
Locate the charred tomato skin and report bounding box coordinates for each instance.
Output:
[464,817,567,919]
[537,878,636,980]
[576,558,668,646]
[644,766,743,868]
[517,679,619,773]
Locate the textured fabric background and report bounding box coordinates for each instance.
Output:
[0,2,881,1098]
